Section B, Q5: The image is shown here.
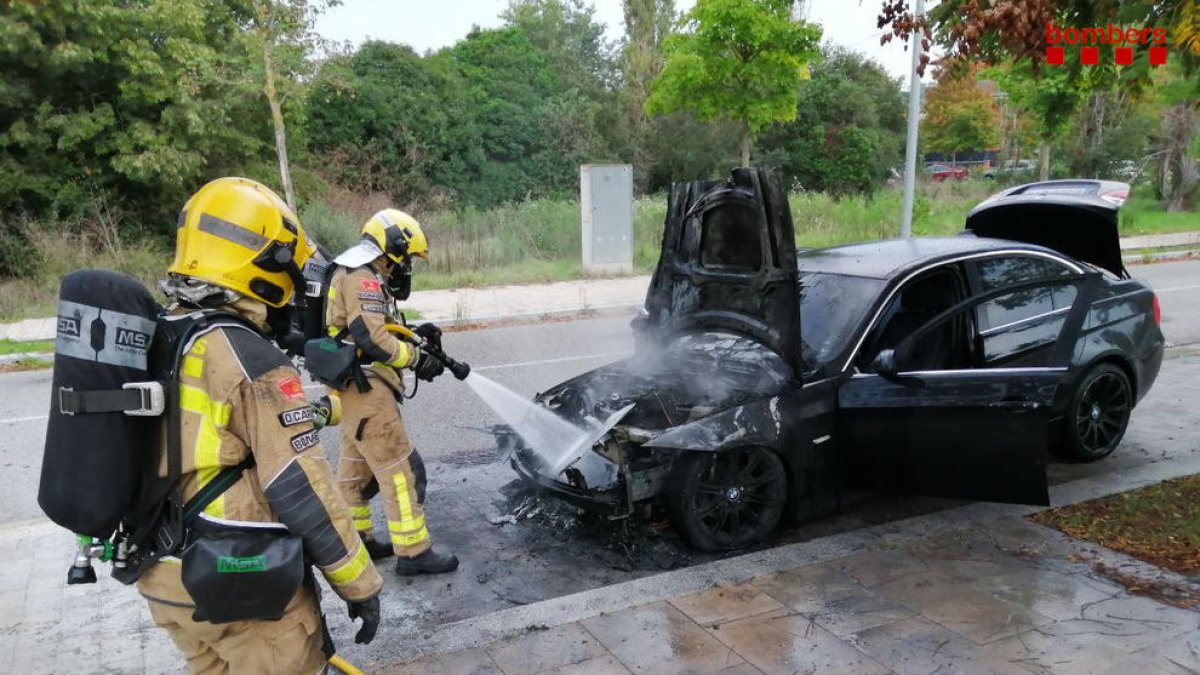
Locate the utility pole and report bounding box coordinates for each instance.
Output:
[899,0,926,239]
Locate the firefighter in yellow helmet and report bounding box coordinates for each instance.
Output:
[326,209,458,574]
[139,177,383,674]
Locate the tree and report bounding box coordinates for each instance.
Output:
[1150,66,1200,211]
[880,0,1193,87]
[244,0,337,210]
[0,1,266,224]
[987,61,1089,180]
[306,42,478,206]
[921,68,999,165]
[621,0,676,190]
[443,28,565,205]
[645,0,821,166]
[757,47,906,194]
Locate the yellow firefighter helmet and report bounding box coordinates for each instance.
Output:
[168,177,314,308]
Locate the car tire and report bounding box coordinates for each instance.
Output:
[666,447,787,552]
[1059,363,1133,462]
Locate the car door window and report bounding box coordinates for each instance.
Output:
[973,256,1073,365]
[860,267,970,372]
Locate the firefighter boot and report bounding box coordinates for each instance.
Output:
[360,533,394,560]
[395,547,459,575]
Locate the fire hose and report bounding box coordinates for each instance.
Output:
[385,323,471,380]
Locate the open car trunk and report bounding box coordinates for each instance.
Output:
[965,194,1128,278]
[638,167,803,375]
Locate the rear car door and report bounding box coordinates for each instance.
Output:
[838,271,1101,506]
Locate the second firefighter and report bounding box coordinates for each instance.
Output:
[325,209,458,575]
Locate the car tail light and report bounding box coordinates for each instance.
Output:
[1152,293,1161,325]
[1100,189,1129,206]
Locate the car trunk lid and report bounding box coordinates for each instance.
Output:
[639,167,803,376]
[965,194,1128,278]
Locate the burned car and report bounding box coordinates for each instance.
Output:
[502,169,1164,551]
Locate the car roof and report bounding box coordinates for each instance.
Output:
[798,236,1069,279]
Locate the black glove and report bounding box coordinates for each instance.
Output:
[413,350,445,382]
[413,322,442,350]
[347,595,381,645]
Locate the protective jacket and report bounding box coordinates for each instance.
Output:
[137,301,383,608]
[324,262,418,393]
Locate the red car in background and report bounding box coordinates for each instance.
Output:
[926,163,969,181]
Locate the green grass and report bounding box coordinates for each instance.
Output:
[0,356,52,371]
[2,179,1195,322]
[0,339,52,355]
[1120,194,1200,235]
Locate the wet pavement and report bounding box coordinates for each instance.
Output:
[384,517,1200,674]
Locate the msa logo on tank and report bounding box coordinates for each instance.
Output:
[55,300,156,370]
[216,555,267,573]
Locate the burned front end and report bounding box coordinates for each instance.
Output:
[501,331,791,516]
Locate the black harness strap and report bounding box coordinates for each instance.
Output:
[58,388,145,414]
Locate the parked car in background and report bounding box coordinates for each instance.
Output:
[984,159,1037,180]
[500,170,1164,552]
[926,163,969,181]
[980,178,1131,207]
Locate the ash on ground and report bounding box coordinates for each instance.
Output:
[492,480,702,573]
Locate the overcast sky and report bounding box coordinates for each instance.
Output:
[314,0,932,83]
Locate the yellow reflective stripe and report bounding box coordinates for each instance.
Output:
[325,542,370,585]
[183,355,204,379]
[392,471,415,524]
[387,342,414,368]
[179,384,232,517]
[191,338,208,355]
[390,526,429,547]
[328,325,341,337]
[328,287,338,300]
[349,505,371,518]
[387,514,425,533]
[353,519,373,532]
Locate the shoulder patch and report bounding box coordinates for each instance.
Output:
[279,407,314,427]
[359,278,382,293]
[276,376,305,401]
[224,327,292,381]
[290,429,321,453]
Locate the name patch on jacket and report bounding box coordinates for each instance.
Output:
[358,291,385,302]
[290,429,320,453]
[279,407,314,427]
[360,302,386,313]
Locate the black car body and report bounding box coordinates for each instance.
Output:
[504,169,1165,550]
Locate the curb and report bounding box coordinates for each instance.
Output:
[351,445,1200,667]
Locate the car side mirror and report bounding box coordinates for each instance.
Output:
[871,348,924,387]
[872,349,898,379]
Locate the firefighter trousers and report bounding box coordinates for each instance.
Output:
[336,378,431,558]
[145,582,326,675]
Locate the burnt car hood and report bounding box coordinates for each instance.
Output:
[639,168,803,374]
[536,331,791,432]
[965,194,1128,278]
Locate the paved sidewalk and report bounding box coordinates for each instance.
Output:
[385,519,1200,675]
[387,527,1200,674]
